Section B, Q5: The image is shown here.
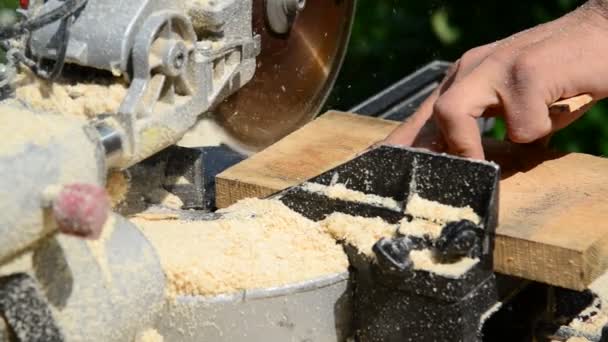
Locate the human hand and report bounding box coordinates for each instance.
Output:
[382,0,608,159]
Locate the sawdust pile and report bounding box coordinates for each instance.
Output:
[398,218,443,239]
[399,194,480,239]
[406,194,480,224]
[320,212,397,257]
[147,188,184,210]
[134,191,483,297]
[409,249,478,278]
[301,182,401,211]
[132,198,348,297]
[14,70,127,118]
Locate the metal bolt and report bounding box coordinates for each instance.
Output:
[173,51,185,69]
[266,0,306,34]
[434,220,480,263]
[199,41,212,51]
[284,0,305,13]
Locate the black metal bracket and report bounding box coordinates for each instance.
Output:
[274,145,500,341]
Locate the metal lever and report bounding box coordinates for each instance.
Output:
[373,237,414,275]
[434,220,481,263]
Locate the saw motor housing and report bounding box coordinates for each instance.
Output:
[27,0,260,169]
[0,0,265,340]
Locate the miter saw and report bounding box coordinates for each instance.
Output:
[0,0,354,340]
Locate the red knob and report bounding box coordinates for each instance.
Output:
[53,183,110,240]
[19,0,28,9]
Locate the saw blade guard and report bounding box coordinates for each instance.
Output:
[213,0,356,153]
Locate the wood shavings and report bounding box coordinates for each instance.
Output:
[86,215,116,283]
[301,182,401,211]
[14,70,127,118]
[147,188,183,210]
[132,198,347,297]
[406,194,480,224]
[320,212,397,257]
[398,218,443,239]
[106,171,130,208]
[131,212,180,221]
[135,329,164,342]
[409,249,478,278]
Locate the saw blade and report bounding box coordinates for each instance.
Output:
[214,0,356,152]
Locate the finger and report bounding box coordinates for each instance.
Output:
[550,101,594,131]
[502,85,553,143]
[534,99,590,147]
[382,87,440,146]
[452,43,498,83]
[499,45,568,143]
[382,58,466,147]
[412,120,446,152]
[433,60,504,159]
[525,101,588,149]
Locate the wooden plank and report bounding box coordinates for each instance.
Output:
[549,94,593,114]
[216,111,608,290]
[216,112,399,208]
[490,144,608,290]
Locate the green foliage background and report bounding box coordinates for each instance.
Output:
[1,0,605,155]
[328,0,608,156]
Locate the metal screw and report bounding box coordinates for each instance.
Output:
[174,51,185,69]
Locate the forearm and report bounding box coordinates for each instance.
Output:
[583,0,608,22]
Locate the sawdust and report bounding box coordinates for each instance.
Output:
[135,328,164,342]
[398,218,443,239]
[177,117,226,148]
[132,212,180,221]
[0,100,101,263]
[86,215,116,283]
[301,182,401,211]
[148,188,184,210]
[106,171,130,208]
[409,249,479,278]
[0,100,88,155]
[186,0,220,34]
[14,70,127,118]
[406,194,480,224]
[568,297,608,336]
[319,212,398,257]
[479,302,502,327]
[132,198,348,297]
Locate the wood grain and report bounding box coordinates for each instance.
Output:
[216,111,608,290]
[549,94,593,114]
[216,112,399,208]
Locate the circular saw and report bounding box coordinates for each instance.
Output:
[215,0,356,152]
